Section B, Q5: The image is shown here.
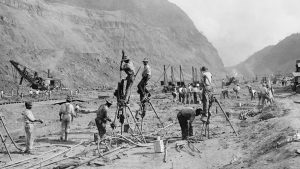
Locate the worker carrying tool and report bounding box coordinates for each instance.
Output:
[59,96,76,141]
[177,107,202,140]
[22,101,43,154]
[137,58,151,102]
[95,100,113,140]
[200,66,213,122]
[120,51,135,103]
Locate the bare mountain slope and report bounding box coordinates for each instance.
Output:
[0,0,223,90]
[233,33,300,77]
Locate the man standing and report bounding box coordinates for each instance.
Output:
[177,108,202,140]
[120,55,135,103]
[233,84,241,99]
[137,58,151,102]
[94,100,113,141]
[22,101,43,154]
[200,66,213,122]
[59,96,76,141]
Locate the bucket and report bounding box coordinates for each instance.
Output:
[153,136,164,153]
[124,124,130,133]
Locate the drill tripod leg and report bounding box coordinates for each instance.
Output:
[215,98,238,136]
[0,117,22,151]
[148,101,164,127]
[126,106,146,143]
[0,130,12,161]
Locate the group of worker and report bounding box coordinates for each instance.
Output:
[21,52,217,154]
[176,83,201,104]
[20,52,152,154]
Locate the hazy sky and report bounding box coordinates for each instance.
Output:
[169,0,300,67]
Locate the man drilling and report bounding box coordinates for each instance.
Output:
[95,100,113,141]
[177,108,202,140]
[200,66,213,122]
[59,96,76,141]
[137,58,151,102]
[22,101,43,154]
[120,51,135,103]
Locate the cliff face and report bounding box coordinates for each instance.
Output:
[0,0,224,89]
[233,33,300,77]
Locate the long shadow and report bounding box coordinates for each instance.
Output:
[132,152,156,155]
[35,138,78,145]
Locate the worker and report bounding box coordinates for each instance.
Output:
[22,101,43,154]
[120,55,135,103]
[177,107,202,140]
[178,86,183,102]
[193,84,200,104]
[94,100,113,141]
[75,104,80,116]
[29,90,33,97]
[221,88,229,99]
[222,79,226,89]
[59,96,76,141]
[233,84,240,99]
[137,58,151,102]
[171,86,177,102]
[181,85,188,104]
[200,66,213,122]
[0,90,3,98]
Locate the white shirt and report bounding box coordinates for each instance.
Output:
[22,109,35,125]
[142,65,151,77]
[59,103,75,117]
[202,71,212,86]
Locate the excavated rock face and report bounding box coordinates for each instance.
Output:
[0,0,224,89]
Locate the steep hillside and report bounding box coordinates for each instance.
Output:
[0,0,224,90]
[233,33,300,77]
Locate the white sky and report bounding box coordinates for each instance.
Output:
[168,0,300,66]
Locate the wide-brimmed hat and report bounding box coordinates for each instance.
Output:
[142,58,149,62]
[201,66,208,71]
[122,56,130,61]
[106,99,112,106]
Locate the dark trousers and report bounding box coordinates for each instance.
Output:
[177,113,193,140]
[124,75,134,102]
[202,89,213,115]
[193,92,198,103]
[137,76,150,101]
[222,90,229,99]
[95,118,106,138]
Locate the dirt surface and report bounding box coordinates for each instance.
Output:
[0,82,300,169]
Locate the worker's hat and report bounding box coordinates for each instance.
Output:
[142,58,149,62]
[201,66,208,71]
[25,101,32,108]
[106,99,113,106]
[66,95,72,102]
[122,56,130,61]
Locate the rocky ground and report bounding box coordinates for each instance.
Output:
[0,82,299,169]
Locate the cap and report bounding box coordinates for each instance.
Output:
[201,66,208,71]
[122,56,130,61]
[142,58,149,62]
